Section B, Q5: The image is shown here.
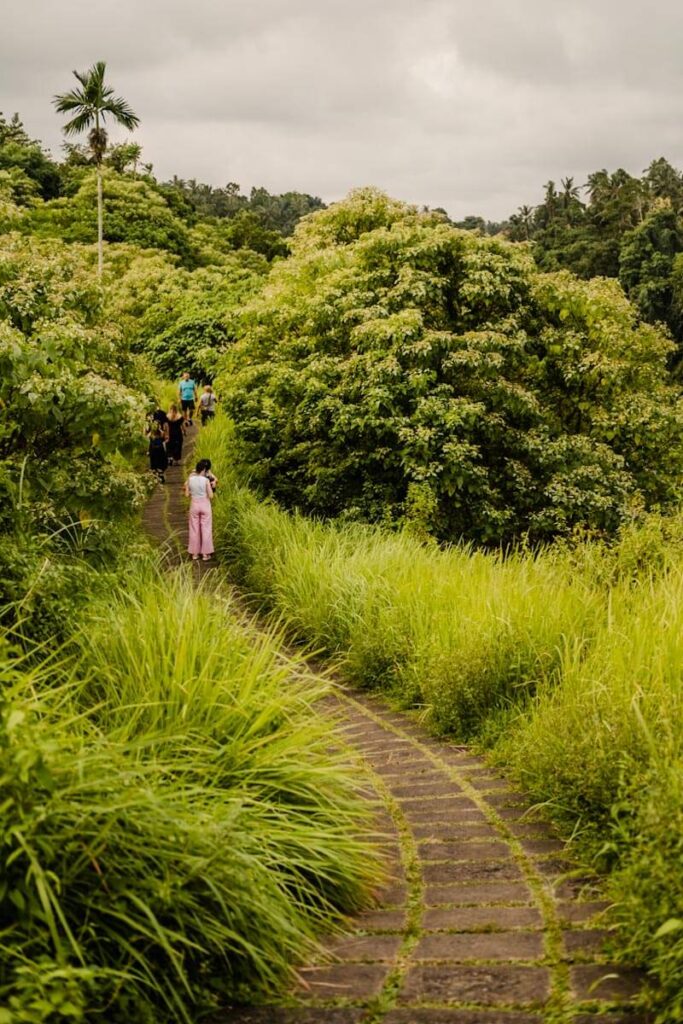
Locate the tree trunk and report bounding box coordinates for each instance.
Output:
[97,165,103,279]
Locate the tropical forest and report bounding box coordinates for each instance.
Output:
[1,56,683,1024]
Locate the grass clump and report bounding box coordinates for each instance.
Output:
[0,565,380,1023]
[198,414,683,1022]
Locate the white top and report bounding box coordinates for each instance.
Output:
[187,473,211,499]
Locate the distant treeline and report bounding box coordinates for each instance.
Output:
[454,158,683,349]
[0,111,325,261]
[4,109,683,350]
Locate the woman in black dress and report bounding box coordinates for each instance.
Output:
[148,423,168,483]
[166,404,185,466]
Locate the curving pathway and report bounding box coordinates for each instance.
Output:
[144,433,647,1024]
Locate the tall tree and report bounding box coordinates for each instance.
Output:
[54,61,139,277]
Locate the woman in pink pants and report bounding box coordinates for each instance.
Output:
[184,462,214,560]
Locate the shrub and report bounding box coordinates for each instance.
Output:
[220,188,683,545]
[0,565,379,1022]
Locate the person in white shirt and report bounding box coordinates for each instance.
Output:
[184,461,214,560]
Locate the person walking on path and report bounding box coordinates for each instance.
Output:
[196,458,218,492]
[148,422,168,484]
[184,461,214,560]
[166,404,186,466]
[199,385,218,427]
[178,372,198,426]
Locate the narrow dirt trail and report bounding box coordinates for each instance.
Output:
[144,435,646,1024]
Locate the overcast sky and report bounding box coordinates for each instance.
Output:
[3,0,683,219]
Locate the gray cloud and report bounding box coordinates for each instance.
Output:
[2,0,683,218]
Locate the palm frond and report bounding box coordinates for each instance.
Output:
[62,110,96,136]
[101,96,140,131]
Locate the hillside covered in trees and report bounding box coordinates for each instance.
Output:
[3,70,683,1023]
[500,159,683,352]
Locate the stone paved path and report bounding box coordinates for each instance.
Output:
[144,431,648,1024]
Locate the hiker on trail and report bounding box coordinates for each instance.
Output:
[199,384,218,427]
[185,461,214,561]
[196,458,218,493]
[166,404,186,466]
[148,422,168,484]
[151,406,169,432]
[178,372,198,426]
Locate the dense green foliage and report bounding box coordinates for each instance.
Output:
[200,415,683,1022]
[503,159,683,349]
[0,564,378,1022]
[0,230,152,640]
[101,244,268,380]
[165,178,325,234]
[0,109,327,379]
[27,171,194,260]
[5,87,683,1020]
[221,188,683,544]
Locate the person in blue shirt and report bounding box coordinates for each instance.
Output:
[178,372,198,426]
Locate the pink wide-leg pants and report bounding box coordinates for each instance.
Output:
[187,498,214,556]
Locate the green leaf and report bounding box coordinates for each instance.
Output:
[654,918,683,939]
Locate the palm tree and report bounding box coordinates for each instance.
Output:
[518,204,535,240]
[54,61,139,277]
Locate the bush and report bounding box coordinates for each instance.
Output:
[0,565,379,1021]
[220,188,683,545]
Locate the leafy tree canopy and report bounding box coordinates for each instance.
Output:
[164,178,325,234]
[24,169,195,262]
[0,233,149,530]
[221,189,683,545]
[501,158,683,348]
[102,243,268,380]
[0,112,62,200]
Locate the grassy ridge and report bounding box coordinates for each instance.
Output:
[0,561,380,1022]
[200,416,683,1021]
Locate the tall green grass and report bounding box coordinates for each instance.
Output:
[199,415,683,1021]
[0,562,381,1022]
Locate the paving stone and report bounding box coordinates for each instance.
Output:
[372,754,435,767]
[422,859,523,884]
[418,840,510,861]
[554,877,604,901]
[519,838,566,856]
[570,964,643,1002]
[403,798,482,817]
[386,774,446,791]
[353,908,407,931]
[218,1010,365,1023]
[463,774,509,787]
[399,964,551,1006]
[534,857,580,879]
[394,783,468,801]
[506,822,560,840]
[414,930,544,962]
[495,806,544,822]
[297,962,387,1000]
[323,933,402,961]
[385,1012,543,1024]
[380,880,409,905]
[372,761,436,777]
[562,929,611,958]
[558,902,610,925]
[412,822,499,840]
[424,881,533,906]
[482,791,527,807]
[423,905,542,931]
